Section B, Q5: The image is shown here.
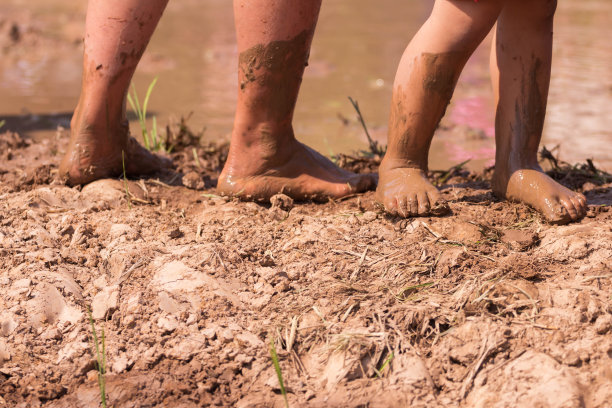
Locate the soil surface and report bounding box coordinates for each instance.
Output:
[1,127,611,408]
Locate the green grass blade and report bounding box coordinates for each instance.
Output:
[0,120,5,129]
[269,338,289,408]
[142,78,158,150]
[396,282,434,301]
[100,325,107,407]
[122,150,132,209]
[376,352,394,378]
[142,76,158,123]
[192,148,201,168]
[127,83,150,149]
[348,96,385,156]
[87,309,107,408]
[130,82,143,121]
[126,92,137,118]
[87,309,101,367]
[436,159,471,186]
[152,116,159,150]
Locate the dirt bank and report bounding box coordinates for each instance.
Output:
[0,128,611,407]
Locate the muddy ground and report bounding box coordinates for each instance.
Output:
[0,125,611,408]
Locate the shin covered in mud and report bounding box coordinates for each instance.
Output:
[377,0,587,224]
[61,0,375,201]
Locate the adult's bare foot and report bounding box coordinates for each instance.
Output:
[217,138,376,201]
[492,167,587,225]
[376,162,449,217]
[59,121,171,186]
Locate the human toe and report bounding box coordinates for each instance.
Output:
[561,197,580,220]
[546,201,571,224]
[417,192,431,216]
[397,196,409,218]
[426,191,450,216]
[569,195,586,218]
[575,193,587,214]
[407,194,419,216]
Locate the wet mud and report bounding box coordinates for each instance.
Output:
[1,128,612,407]
[238,30,311,119]
[422,52,464,103]
[508,55,546,159]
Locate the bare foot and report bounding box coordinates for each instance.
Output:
[493,168,587,224]
[376,166,449,217]
[59,121,171,186]
[217,139,376,201]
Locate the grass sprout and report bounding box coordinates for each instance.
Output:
[269,338,289,408]
[192,147,201,168]
[432,159,471,187]
[122,151,132,209]
[202,193,222,199]
[396,282,434,301]
[127,77,168,152]
[0,120,5,129]
[375,351,394,378]
[348,96,386,157]
[87,309,107,408]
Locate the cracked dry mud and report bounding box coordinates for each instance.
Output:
[0,128,611,407]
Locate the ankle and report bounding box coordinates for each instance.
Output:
[231,119,295,153]
[379,156,428,173]
[494,156,541,178]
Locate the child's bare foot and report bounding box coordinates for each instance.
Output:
[59,121,171,186]
[492,167,587,224]
[218,131,375,201]
[376,164,449,217]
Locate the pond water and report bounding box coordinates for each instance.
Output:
[1,0,610,171]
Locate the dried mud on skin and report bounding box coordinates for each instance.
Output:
[1,128,612,408]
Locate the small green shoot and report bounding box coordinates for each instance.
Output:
[396,282,434,301]
[0,119,5,129]
[348,96,386,157]
[87,309,107,408]
[122,151,132,209]
[192,148,201,168]
[433,159,471,187]
[127,77,168,152]
[375,352,394,378]
[269,338,289,408]
[202,193,221,199]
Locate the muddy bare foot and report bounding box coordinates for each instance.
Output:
[59,125,172,186]
[493,168,587,225]
[217,140,376,201]
[376,167,450,217]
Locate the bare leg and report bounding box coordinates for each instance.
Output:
[218,0,376,201]
[491,0,587,224]
[376,0,503,217]
[60,0,171,185]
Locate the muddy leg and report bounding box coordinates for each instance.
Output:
[217,0,376,201]
[59,0,171,186]
[376,0,503,217]
[491,0,586,224]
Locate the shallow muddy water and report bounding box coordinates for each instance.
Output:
[0,0,610,171]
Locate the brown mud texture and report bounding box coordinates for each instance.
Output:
[1,127,612,408]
